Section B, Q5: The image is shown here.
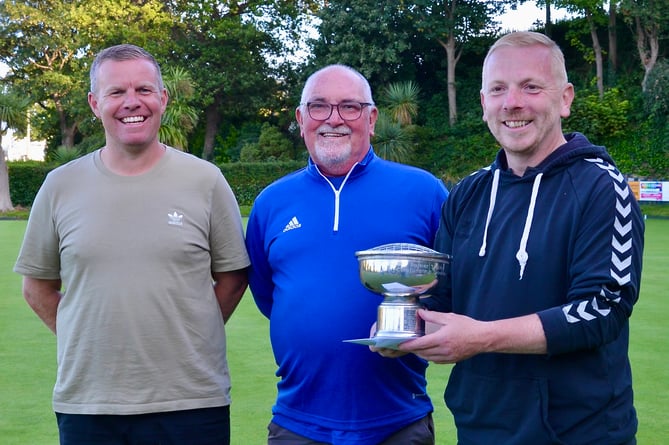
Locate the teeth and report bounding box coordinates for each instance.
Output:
[122,116,145,123]
[321,132,346,137]
[506,120,529,128]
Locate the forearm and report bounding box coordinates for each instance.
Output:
[22,277,62,335]
[213,269,249,323]
[398,310,547,363]
[482,313,547,354]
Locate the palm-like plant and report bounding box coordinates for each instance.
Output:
[51,145,83,165]
[372,111,412,163]
[382,81,420,126]
[372,81,421,163]
[160,66,198,151]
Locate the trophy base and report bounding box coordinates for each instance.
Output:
[344,302,424,350]
[343,335,416,350]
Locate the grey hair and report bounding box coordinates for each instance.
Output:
[90,44,164,94]
[299,64,374,108]
[482,31,569,88]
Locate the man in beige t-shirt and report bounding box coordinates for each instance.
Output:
[14,44,249,445]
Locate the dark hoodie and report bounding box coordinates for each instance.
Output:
[426,133,644,445]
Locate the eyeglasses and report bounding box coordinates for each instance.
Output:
[304,101,373,121]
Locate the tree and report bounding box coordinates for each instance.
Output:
[168,0,314,160]
[309,0,414,88]
[408,0,503,126]
[0,90,29,212]
[558,0,608,99]
[641,59,669,123]
[0,0,175,150]
[620,0,669,92]
[608,0,619,81]
[239,122,293,161]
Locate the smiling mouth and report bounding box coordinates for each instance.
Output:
[319,132,349,137]
[121,116,146,123]
[504,120,531,128]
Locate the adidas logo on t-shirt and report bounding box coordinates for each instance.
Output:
[283,216,302,232]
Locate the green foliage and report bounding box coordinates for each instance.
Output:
[0,0,668,186]
[7,159,305,208]
[166,1,300,160]
[381,81,420,126]
[643,59,669,122]
[639,203,669,217]
[0,90,29,135]
[160,66,199,151]
[607,119,669,178]
[0,0,176,148]
[409,0,503,43]
[239,123,294,162]
[220,161,304,206]
[565,87,630,142]
[410,110,498,185]
[75,131,106,155]
[371,80,422,163]
[51,146,83,165]
[6,161,52,207]
[213,122,264,163]
[309,0,414,86]
[372,111,412,163]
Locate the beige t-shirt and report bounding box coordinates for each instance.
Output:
[15,147,250,414]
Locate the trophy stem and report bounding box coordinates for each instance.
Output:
[376,299,424,338]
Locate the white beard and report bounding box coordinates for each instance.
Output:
[312,137,352,172]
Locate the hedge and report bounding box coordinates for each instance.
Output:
[8,160,305,208]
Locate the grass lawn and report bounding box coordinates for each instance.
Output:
[1,219,667,444]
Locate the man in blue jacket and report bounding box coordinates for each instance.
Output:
[397,32,644,445]
[245,64,448,444]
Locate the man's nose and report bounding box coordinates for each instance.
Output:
[123,91,142,108]
[326,104,346,124]
[503,87,524,110]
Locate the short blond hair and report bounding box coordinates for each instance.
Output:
[90,44,163,94]
[482,31,568,88]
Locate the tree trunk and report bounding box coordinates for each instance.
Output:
[608,2,617,82]
[55,99,77,148]
[587,12,604,100]
[635,16,659,93]
[439,35,459,127]
[545,0,552,37]
[61,125,77,149]
[0,137,14,212]
[202,96,222,161]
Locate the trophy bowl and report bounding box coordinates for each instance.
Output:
[347,243,450,346]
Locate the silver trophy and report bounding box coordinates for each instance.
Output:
[345,243,450,348]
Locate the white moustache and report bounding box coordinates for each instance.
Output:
[317,125,351,136]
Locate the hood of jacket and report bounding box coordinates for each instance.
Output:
[491,132,615,177]
[479,132,615,279]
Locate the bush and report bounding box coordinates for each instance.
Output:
[214,161,305,206]
[7,161,53,207]
[8,160,305,209]
[239,123,295,162]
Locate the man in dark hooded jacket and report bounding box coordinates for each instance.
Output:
[396,31,644,445]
